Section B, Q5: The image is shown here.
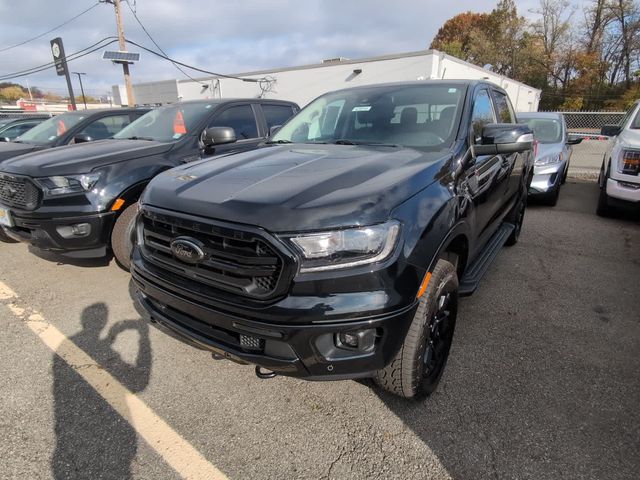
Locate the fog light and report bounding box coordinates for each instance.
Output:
[336,328,377,352]
[56,223,91,238]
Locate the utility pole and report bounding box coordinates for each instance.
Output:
[72,72,88,109]
[104,0,135,106]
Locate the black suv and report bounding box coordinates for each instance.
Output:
[0,108,149,162]
[131,81,533,399]
[0,99,298,268]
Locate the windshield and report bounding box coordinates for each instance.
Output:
[113,103,215,142]
[519,117,563,144]
[272,84,466,150]
[16,112,86,145]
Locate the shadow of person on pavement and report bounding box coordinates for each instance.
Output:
[52,303,151,480]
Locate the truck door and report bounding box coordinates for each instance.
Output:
[465,88,505,246]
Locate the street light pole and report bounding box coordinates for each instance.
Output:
[72,72,87,109]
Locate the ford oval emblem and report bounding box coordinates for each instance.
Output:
[170,237,206,264]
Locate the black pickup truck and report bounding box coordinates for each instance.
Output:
[0,99,298,267]
[131,81,534,399]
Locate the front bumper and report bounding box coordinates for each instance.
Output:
[529,161,566,195]
[131,249,418,380]
[606,178,640,204]
[2,210,116,257]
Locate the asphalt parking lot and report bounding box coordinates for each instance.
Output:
[0,179,638,480]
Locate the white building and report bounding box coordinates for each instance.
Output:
[114,49,541,111]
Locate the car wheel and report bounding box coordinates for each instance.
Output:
[111,202,138,271]
[505,196,526,246]
[0,228,18,243]
[596,180,612,217]
[374,259,458,399]
[544,184,560,207]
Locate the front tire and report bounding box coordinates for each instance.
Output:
[374,259,458,399]
[596,164,612,217]
[111,202,138,271]
[0,228,18,243]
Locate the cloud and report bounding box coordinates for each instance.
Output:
[0,0,542,96]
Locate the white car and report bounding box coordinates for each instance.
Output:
[598,101,640,216]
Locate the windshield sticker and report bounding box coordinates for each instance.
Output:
[448,88,457,93]
[206,105,213,109]
[173,133,183,139]
[352,106,372,112]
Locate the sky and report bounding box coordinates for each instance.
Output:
[0,0,542,98]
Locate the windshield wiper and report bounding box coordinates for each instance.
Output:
[125,136,155,141]
[265,139,292,144]
[333,139,399,147]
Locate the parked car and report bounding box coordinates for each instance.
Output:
[0,99,299,267]
[0,115,52,142]
[598,100,640,215]
[0,108,149,163]
[517,112,582,206]
[130,80,534,399]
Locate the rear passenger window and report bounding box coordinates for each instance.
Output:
[210,105,258,140]
[262,105,295,130]
[493,92,516,123]
[78,114,131,140]
[471,90,496,143]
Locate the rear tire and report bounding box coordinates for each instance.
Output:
[111,202,138,271]
[374,259,458,399]
[0,228,18,243]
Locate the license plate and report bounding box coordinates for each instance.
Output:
[0,206,13,227]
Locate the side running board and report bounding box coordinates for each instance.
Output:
[459,223,515,297]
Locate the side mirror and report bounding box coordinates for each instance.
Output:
[202,127,236,148]
[73,133,93,144]
[472,123,533,157]
[269,125,282,137]
[601,124,621,137]
[566,134,583,145]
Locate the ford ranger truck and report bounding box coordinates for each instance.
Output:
[0,99,298,268]
[131,81,533,399]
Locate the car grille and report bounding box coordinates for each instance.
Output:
[140,208,289,300]
[0,173,41,210]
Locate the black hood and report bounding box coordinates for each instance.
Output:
[143,144,450,232]
[0,141,42,163]
[0,139,175,177]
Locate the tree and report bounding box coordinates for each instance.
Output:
[0,86,26,102]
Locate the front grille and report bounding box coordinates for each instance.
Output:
[0,173,41,210]
[140,209,288,300]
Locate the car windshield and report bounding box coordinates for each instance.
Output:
[519,117,563,144]
[271,84,466,150]
[113,103,215,142]
[629,104,640,129]
[15,112,86,145]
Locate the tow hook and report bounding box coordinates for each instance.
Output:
[255,366,277,379]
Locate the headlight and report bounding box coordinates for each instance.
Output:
[618,149,640,175]
[283,220,400,273]
[535,152,563,166]
[36,173,102,196]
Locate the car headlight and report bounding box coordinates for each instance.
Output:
[618,149,640,175]
[535,152,563,166]
[283,220,400,273]
[36,173,102,196]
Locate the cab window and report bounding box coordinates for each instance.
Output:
[470,90,496,143]
[493,91,516,123]
[78,114,131,140]
[209,105,259,140]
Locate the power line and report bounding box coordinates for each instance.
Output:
[124,39,269,84]
[0,3,101,54]
[123,0,204,85]
[0,38,119,81]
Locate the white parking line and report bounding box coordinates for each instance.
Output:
[0,280,228,480]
